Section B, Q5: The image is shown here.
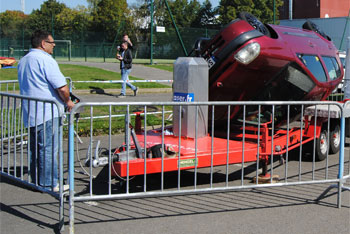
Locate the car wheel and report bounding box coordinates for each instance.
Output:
[329,123,340,154]
[316,129,328,161]
[238,12,271,37]
[302,20,331,41]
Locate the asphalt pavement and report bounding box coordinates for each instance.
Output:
[1,62,349,234]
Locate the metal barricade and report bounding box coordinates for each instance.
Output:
[0,92,66,231]
[67,100,347,233]
[0,80,19,94]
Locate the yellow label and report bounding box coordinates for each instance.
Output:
[179,159,198,168]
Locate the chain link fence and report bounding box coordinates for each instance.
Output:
[0,27,220,62]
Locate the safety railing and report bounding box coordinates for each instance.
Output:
[0,92,66,231]
[342,100,350,179]
[67,100,347,233]
[0,78,73,93]
[0,80,19,94]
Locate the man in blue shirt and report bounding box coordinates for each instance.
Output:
[18,30,74,192]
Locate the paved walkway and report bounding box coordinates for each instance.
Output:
[59,61,172,81]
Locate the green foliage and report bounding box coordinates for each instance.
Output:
[55,6,91,39]
[74,105,173,136]
[26,0,67,33]
[1,0,286,61]
[165,0,201,28]
[191,0,219,28]
[0,10,29,40]
[218,0,284,25]
[91,0,132,41]
[144,64,173,72]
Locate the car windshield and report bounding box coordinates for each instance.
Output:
[245,62,316,124]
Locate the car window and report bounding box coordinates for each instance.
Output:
[297,54,327,82]
[322,56,341,80]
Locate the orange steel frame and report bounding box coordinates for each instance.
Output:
[112,116,325,178]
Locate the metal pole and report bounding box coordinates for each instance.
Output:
[103,44,105,62]
[273,0,276,24]
[150,0,154,65]
[68,114,75,233]
[51,10,54,38]
[84,45,87,62]
[69,41,71,61]
[344,37,350,100]
[164,0,188,56]
[289,0,293,20]
[22,25,25,58]
[339,10,350,50]
[337,111,345,208]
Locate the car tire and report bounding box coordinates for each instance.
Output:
[329,123,341,154]
[302,20,331,41]
[238,12,271,37]
[316,129,328,161]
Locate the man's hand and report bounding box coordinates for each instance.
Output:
[126,38,133,47]
[66,100,75,112]
[57,85,75,112]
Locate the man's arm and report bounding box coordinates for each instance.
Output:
[57,85,75,112]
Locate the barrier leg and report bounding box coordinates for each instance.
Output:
[316,116,346,208]
[69,118,75,233]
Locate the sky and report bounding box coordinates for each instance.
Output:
[0,0,220,15]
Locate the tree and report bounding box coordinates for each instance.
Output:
[134,0,202,29]
[27,0,67,34]
[55,6,92,41]
[191,0,218,28]
[86,0,102,14]
[0,10,29,40]
[162,0,201,28]
[218,0,283,25]
[91,0,132,42]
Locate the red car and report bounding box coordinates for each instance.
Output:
[194,12,344,125]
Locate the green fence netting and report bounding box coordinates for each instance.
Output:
[0,27,220,62]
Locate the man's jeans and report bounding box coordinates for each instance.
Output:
[29,117,59,188]
[121,68,136,95]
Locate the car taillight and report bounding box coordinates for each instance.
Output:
[234,42,260,65]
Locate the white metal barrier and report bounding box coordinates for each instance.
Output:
[0,92,66,231]
[1,77,349,233]
[67,100,348,233]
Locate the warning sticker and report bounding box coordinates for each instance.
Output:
[179,159,198,168]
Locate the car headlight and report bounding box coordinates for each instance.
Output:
[234,42,260,65]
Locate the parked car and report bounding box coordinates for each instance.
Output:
[193,12,344,125]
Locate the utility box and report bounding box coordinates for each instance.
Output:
[173,57,208,138]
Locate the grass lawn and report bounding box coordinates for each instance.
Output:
[0,63,168,91]
[1,63,172,136]
[145,64,174,72]
[55,57,176,65]
[73,105,173,136]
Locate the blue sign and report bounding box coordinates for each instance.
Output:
[173,92,194,102]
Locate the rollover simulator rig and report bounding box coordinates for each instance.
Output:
[93,14,345,181]
[106,57,343,180]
